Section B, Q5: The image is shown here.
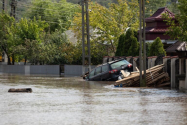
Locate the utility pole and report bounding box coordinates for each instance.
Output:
[2,0,5,11]
[10,0,17,18]
[2,0,8,63]
[10,0,17,65]
[143,0,146,86]
[81,0,91,75]
[139,0,146,87]
[2,0,8,12]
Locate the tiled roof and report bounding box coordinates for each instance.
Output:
[145,27,168,33]
[176,42,187,52]
[166,41,187,53]
[145,7,175,22]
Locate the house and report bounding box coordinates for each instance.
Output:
[165,41,185,56]
[143,7,178,49]
[175,42,187,92]
[166,41,187,92]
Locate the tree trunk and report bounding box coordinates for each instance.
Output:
[24,57,27,65]
[110,40,116,56]
[8,56,11,65]
[12,54,15,65]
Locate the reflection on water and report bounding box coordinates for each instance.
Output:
[0,74,186,125]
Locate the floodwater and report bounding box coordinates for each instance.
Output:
[0,74,186,125]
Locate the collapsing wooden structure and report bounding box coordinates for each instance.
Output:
[115,64,170,87]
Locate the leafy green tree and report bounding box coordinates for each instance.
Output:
[115,34,125,56]
[167,0,179,15]
[27,0,79,33]
[145,0,169,18]
[0,12,15,65]
[149,37,166,56]
[13,30,77,65]
[9,17,48,64]
[47,30,77,64]
[91,41,109,65]
[163,0,187,41]
[127,36,139,56]
[123,28,133,56]
[123,28,139,56]
[72,0,139,55]
[145,0,180,18]
[115,28,139,56]
[146,42,152,56]
[67,0,114,8]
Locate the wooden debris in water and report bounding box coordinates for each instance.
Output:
[115,64,170,87]
[8,88,32,93]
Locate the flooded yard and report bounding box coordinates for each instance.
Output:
[0,74,187,125]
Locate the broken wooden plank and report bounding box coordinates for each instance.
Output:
[156,82,170,87]
[147,72,168,85]
[131,71,139,74]
[136,67,139,72]
[146,64,164,71]
[116,67,164,83]
[121,70,130,77]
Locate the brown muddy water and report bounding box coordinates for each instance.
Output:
[0,74,187,125]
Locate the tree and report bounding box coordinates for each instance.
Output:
[10,18,48,64]
[167,0,179,15]
[123,28,134,56]
[163,0,187,41]
[47,30,78,64]
[26,0,79,33]
[146,42,152,56]
[115,28,139,56]
[67,0,114,8]
[72,0,139,56]
[0,12,15,65]
[145,0,170,18]
[127,36,139,56]
[115,34,125,56]
[124,28,139,56]
[149,37,166,56]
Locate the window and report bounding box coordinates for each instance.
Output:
[89,70,95,78]
[95,67,101,75]
[102,65,108,72]
[110,60,129,69]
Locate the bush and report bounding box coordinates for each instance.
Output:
[149,37,166,56]
[115,28,139,56]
